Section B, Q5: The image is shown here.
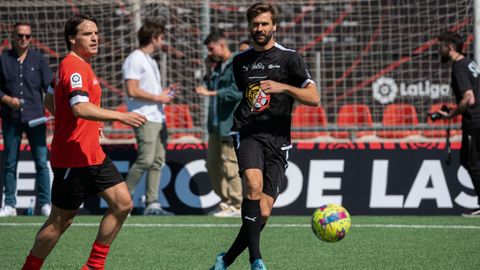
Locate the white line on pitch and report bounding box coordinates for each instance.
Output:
[0,223,480,229]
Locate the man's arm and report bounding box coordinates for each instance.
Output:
[441,89,475,119]
[260,80,320,106]
[125,79,173,104]
[72,102,146,127]
[44,92,55,115]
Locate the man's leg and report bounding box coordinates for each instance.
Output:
[25,124,51,208]
[83,182,132,269]
[145,122,165,205]
[1,120,22,211]
[221,136,242,210]
[22,205,77,269]
[207,132,229,204]
[125,122,155,197]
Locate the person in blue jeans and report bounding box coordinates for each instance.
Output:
[0,22,52,217]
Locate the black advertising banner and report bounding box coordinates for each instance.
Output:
[4,142,477,215]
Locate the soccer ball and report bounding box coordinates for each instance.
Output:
[311,204,351,242]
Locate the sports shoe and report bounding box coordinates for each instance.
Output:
[209,202,230,216]
[213,206,241,218]
[40,204,51,216]
[462,208,480,217]
[0,205,17,217]
[143,202,174,216]
[209,252,227,270]
[251,259,267,270]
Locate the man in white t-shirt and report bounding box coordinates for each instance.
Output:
[122,20,176,215]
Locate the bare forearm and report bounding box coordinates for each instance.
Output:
[72,102,124,122]
[285,84,320,106]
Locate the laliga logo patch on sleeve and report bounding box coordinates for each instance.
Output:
[70,73,83,89]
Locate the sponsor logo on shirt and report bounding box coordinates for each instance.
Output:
[252,63,265,70]
[70,73,82,89]
[268,64,280,69]
[242,65,249,72]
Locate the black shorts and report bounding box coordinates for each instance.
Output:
[231,132,292,199]
[51,156,124,210]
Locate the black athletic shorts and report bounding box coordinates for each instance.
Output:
[51,156,124,210]
[231,132,292,199]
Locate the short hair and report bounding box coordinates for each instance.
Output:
[64,14,97,51]
[203,30,226,45]
[239,39,250,46]
[437,32,464,54]
[13,22,31,30]
[138,20,165,47]
[247,2,279,25]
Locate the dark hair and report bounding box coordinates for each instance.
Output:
[247,2,279,25]
[138,20,165,47]
[239,39,250,46]
[13,22,31,29]
[437,32,464,54]
[203,30,226,45]
[64,14,97,51]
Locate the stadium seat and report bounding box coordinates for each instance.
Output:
[376,103,420,138]
[291,105,328,139]
[423,103,462,138]
[331,104,374,139]
[164,104,200,140]
[106,104,134,139]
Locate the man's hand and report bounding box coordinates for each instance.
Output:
[260,80,288,94]
[4,96,22,110]
[195,86,216,96]
[154,92,174,104]
[121,112,147,128]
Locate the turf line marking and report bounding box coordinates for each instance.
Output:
[1,223,480,229]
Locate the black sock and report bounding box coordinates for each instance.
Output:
[223,223,266,267]
[239,198,262,263]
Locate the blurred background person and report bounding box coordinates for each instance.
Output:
[0,22,52,217]
[195,31,243,217]
[238,39,250,52]
[122,19,176,215]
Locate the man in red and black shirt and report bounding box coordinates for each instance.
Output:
[21,15,146,270]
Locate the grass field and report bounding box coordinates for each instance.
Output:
[1,215,479,269]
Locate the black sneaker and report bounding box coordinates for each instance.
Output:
[462,208,480,217]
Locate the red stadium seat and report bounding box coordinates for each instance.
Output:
[164,104,200,139]
[331,104,374,139]
[423,103,462,138]
[106,104,134,139]
[377,103,420,138]
[291,105,328,139]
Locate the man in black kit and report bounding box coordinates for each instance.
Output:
[437,32,480,217]
[209,2,320,270]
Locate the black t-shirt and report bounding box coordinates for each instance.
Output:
[451,57,480,132]
[231,43,314,140]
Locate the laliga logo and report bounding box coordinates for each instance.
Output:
[372,77,398,104]
[372,77,451,104]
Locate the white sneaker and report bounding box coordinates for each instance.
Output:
[208,202,229,216]
[0,205,17,217]
[462,208,480,217]
[143,202,174,216]
[40,204,51,216]
[213,205,241,218]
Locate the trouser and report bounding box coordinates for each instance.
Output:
[206,131,242,209]
[460,132,480,206]
[125,121,167,205]
[1,120,50,207]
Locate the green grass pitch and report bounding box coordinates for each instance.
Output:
[1,215,479,269]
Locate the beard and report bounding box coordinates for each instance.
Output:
[440,54,450,63]
[251,30,274,46]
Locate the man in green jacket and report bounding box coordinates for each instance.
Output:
[196,31,243,217]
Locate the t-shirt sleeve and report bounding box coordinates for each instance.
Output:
[453,63,474,94]
[122,53,144,80]
[288,52,316,88]
[63,64,90,106]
